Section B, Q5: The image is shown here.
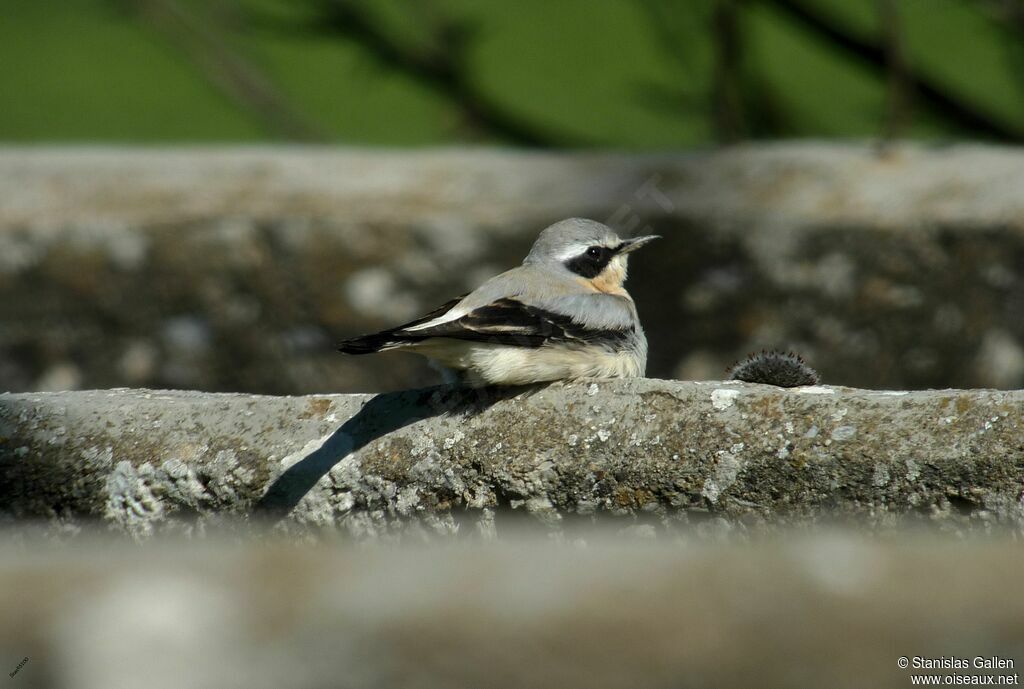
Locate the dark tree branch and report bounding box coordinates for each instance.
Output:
[712,0,746,142]
[878,0,911,141]
[764,0,1023,141]
[978,0,1024,104]
[306,0,593,148]
[127,0,329,142]
[639,0,794,139]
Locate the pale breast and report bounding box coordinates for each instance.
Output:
[466,341,646,386]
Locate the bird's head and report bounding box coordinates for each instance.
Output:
[524,218,660,294]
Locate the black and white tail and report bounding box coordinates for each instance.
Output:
[337,330,423,355]
[336,295,465,355]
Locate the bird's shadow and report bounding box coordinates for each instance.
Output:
[253,383,544,521]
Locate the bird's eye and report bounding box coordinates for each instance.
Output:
[586,246,602,258]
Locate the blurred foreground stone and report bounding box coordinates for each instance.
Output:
[2,380,1021,537]
[0,534,1022,689]
[2,144,1023,393]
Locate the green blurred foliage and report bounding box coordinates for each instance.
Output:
[1,0,1022,146]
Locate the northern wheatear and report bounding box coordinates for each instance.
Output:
[338,218,659,386]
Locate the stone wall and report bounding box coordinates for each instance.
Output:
[5,146,1024,689]
[3,380,1021,538]
[2,534,1022,689]
[2,144,1023,394]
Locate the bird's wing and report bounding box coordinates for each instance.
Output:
[337,294,466,354]
[391,294,468,331]
[397,295,635,349]
[339,264,638,355]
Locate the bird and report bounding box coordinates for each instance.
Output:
[337,218,660,387]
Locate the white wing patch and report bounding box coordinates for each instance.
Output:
[401,303,472,332]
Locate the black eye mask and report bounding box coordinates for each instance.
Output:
[565,244,620,278]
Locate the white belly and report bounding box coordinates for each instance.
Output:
[412,339,647,387]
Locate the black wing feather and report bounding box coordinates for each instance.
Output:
[410,298,633,349]
[339,297,632,354]
[336,294,466,354]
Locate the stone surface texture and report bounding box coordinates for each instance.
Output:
[2,380,1022,538]
[2,144,1024,394]
[0,534,1022,689]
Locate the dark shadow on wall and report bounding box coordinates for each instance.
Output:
[253,383,541,521]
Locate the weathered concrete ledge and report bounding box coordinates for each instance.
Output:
[2,534,1023,689]
[3,144,1024,393]
[1,379,1022,537]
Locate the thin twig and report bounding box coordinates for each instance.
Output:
[764,0,1023,141]
[878,0,910,141]
[130,0,328,141]
[712,0,746,142]
[302,0,592,147]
